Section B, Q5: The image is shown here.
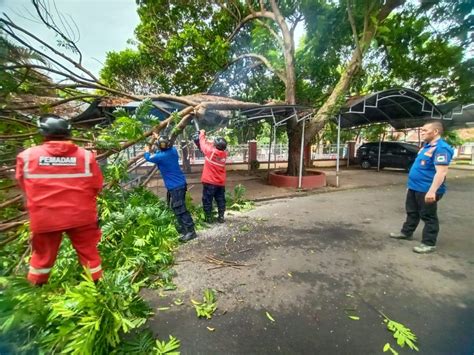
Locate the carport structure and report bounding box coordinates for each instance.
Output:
[234,88,472,188]
[73,89,473,189]
[331,88,474,186]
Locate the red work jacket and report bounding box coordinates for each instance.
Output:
[15,141,103,233]
[199,132,228,186]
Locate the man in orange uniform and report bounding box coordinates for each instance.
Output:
[15,115,104,285]
[196,129,228,223]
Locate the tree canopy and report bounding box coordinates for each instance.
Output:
[102,1,472,139]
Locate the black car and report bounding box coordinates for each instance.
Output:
[357,142,419,171]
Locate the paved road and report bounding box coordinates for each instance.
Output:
[144,176,474,354]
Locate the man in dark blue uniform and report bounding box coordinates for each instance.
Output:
[390,121,453,253]
[144,133,197,243]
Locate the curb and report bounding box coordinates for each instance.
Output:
[249,173,474,204]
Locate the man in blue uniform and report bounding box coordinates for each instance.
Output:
[144,132,197,243]
[390,121,454,253]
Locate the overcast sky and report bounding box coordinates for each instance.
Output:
[1,0,140,76]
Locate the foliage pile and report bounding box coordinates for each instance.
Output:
[0,95,254,352]
[1,139,253,355]
[1,181,253,354]
[0,185,181,354]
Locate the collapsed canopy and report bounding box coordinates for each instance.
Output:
[72,88,473,130]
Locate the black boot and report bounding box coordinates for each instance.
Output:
[176,224,185,236]
[179,228,197,243]
[217,211,225,223]
[204,214,213,223]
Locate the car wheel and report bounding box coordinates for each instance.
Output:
[361,160,371,169]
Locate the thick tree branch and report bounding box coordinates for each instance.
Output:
[268,0,296,104]
[147,94,198,107]
[305,0,406,140]
[228,10,276,42]
[347,0,362,62]
[96,106,195,161]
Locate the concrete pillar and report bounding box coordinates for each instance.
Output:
[248,140,257,170]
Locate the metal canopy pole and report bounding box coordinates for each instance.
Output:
[377,136,382,172]
[298,119,306,189]
[273,124,277,168]
[336,114,341,188]
[267,123,274,173]
[377,129,386,172]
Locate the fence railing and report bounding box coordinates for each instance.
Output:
[122,142,348,166]
[311,144,348,160]
[257,143,288,162]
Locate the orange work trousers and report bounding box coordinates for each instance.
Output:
[28,223,102,284]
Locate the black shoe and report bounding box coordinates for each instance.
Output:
[217,215,225,223]
[204,215,213,223]
[179,231,197,243]
[389,232,413,240]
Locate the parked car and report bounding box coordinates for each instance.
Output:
[356,142,419,171]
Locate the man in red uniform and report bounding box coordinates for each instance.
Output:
[15,115,104,285]
[196,129,228,223]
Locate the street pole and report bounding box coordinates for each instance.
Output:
[298,120,306,189]
[336,114,341,188]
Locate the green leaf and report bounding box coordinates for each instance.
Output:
[173,299,184,306]
[155,335,180,354]
[192,289,217,319]
[348,316,360,320]
[385,317,419,351]
[265,311,276,322]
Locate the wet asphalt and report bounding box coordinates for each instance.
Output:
[144,176,474,355]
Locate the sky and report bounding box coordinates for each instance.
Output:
[1,0,140,77]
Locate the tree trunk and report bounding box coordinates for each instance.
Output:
[289,0,404,176]
[269,0,300,175]
[286,121,303,176]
